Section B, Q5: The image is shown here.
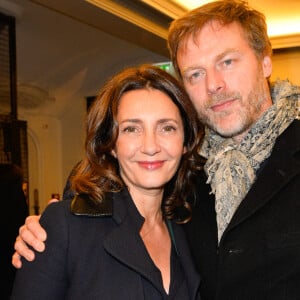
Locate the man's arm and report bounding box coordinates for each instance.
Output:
[12,198,61,268]
[12,163,79,268]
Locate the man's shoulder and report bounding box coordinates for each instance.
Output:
[275,119,300,152]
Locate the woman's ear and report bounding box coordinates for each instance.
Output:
[111,149,117,158]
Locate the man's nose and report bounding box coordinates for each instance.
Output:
[206,69,225,95]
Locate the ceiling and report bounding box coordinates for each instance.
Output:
[85,0,300,48]
[0,0,299,114]
[173,0,300,37]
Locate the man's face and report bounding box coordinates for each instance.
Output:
[177,21,273,141]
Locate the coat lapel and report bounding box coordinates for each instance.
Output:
[103,190,201,297]
[170,222,201,299]
[102,189,164,293]
[225,120,300,234]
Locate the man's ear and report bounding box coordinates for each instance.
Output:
[262,55,272,78]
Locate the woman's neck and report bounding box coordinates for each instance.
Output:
[128,186,164,221]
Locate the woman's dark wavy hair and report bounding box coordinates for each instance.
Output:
[71,64,204,223]
[168,0,272,79]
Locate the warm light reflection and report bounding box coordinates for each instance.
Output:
[173,0,300,37]
[268,21,300,37]
[174,0,214,9]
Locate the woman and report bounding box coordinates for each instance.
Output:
[11,64,203,299]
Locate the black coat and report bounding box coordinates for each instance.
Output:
[11,188,201,300]
[184,120,300,300]
[0,164,28,299]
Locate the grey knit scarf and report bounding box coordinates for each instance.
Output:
[200,80,300,242]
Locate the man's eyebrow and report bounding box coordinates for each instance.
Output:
[215,48,241,61]
[181,65,204,75]
[182,48,241,74]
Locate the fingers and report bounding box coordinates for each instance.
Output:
[12,212,49,269]
[12,214,47,268]
[13,235,35,268]
[21,215,47,249]
[12,216,47,268]
[12,251,24,269]
[48,198,60,204]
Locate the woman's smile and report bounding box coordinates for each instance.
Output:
[137,160,165,170]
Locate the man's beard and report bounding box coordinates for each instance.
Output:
[199,74,269,139]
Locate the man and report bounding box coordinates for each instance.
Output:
[12,1,300,299]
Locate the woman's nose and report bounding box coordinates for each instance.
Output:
[140,131,161,155]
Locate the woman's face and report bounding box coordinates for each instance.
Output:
[112,88,186,195]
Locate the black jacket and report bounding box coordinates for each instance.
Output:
[0,164,28,299]
[11,188,201,300]
[184,120,300,300]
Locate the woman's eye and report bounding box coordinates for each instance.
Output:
[123,126,137,133]
[162,125,176,133]
[164,125,175,131]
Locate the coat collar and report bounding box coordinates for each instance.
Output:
[103,189,201,297]
[71,192,113,216]
[104,189,167,293]
[224,120,300,237]
[71,189,164,290]
[71,188,201,297]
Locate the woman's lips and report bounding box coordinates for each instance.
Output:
[138,161,164,170]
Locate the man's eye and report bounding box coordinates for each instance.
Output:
[219,58,235,70]
[223,59,233,66]
[185,69,206,84]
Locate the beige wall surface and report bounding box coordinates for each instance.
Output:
[271,47,300,85]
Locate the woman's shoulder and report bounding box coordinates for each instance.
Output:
[40,194,116,231]
[70,194,113,217]
[42,192,114,220]
[39,198,72,229]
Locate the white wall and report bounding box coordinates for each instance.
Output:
[19,92,87,214]
[19,112,63,214]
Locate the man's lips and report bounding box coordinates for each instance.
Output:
[138,161,164,170]
[210,99,237,112]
